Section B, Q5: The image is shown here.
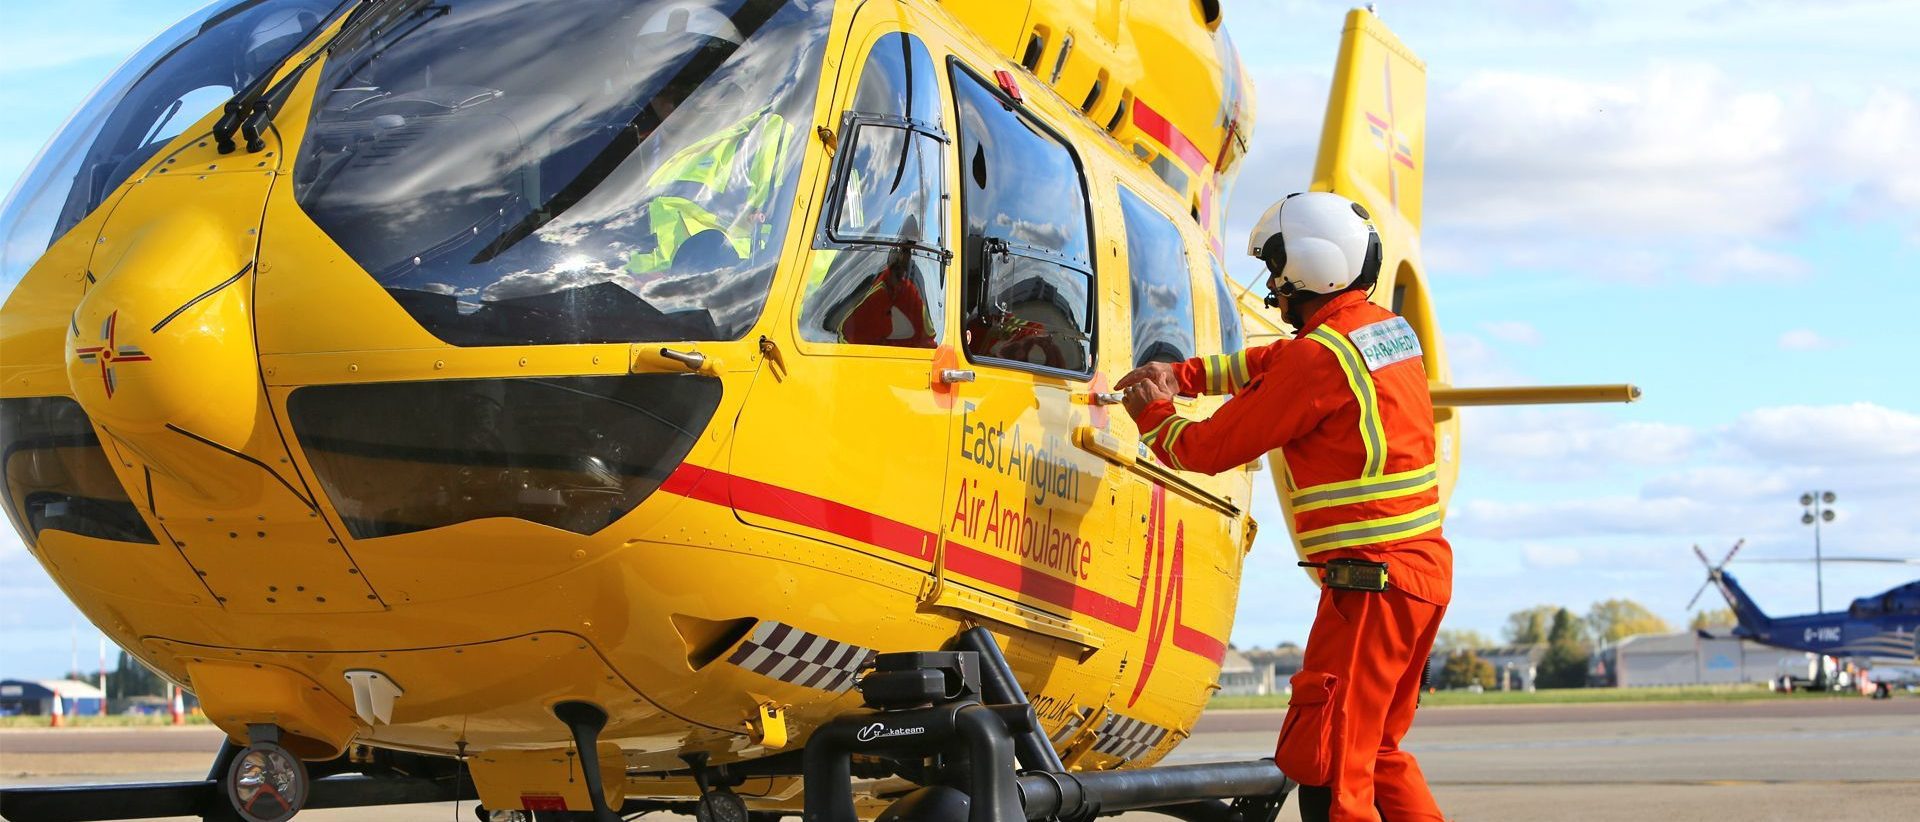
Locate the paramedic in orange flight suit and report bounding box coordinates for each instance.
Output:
[1117,192,1452,822]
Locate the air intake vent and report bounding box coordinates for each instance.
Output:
[1021,32,1045,71]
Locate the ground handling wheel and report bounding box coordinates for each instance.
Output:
[223,739,309,822]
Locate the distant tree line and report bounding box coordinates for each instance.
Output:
[1431,599,1733,689]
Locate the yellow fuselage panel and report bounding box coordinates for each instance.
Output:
[0,0,1265,803]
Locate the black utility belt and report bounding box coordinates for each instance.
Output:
[1298,558,1390,592]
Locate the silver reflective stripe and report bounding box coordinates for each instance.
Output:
[1299,507,1445,550]
[1290,468,1438,508]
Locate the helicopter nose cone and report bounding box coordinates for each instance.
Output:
[67,208,261,484]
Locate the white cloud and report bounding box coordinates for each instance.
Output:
[1451,495,1728,539]
[1480,320,1543,346]
[1727,403,1920,462]
[1776,328,1837,351]
[1452,402,1920,545]
[1835,87,1920,209]
[1467,408,1699,473]
[1521,543,1583,569]
[1641,466,1796,503]
[1698,245,1813,284]
[1441,331,1530,385]
[1428,63,1809,240]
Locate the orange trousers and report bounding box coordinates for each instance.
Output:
[1275,584,1446,821]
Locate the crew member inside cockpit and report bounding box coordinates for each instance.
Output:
[625,6,793,279]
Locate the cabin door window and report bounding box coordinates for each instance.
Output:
[1116,187,1197,367]
[951,65,1097,377]
[798,32,949,348]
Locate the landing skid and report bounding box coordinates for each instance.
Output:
[0,634,1292,822]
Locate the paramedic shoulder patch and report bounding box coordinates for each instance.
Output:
[1348,317,1423,371]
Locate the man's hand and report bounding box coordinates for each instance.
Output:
[1122,374,1173,418]
[1115,361,1179,397]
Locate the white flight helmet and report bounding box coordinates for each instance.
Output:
[1247,192,1382,304]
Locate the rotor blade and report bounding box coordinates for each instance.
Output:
[1739,557,1920,564]
[1692,544,1710,568]
[1687,578,1712,611]
[1718,539,1745,568]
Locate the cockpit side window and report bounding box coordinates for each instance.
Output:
[1118,186,1196,367]
[290,0,834,347]
[951,63,1096,376]
[797,32,948,349]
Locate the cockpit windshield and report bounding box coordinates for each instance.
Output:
[0,0,340,297]
[291,0,833,346]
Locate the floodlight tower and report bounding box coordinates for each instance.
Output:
[1799,491,1836,612]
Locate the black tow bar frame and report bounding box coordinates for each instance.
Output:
[801,645,1294,822]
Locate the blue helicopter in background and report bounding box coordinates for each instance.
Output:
[1690,540,1920,693]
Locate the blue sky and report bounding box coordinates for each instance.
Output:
[3,1,1919,677]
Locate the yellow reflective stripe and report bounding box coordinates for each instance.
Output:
[1306,327,1386,477]
[1141,416,1176,447]
[1291,471,1438,514]
[1289,464,1439,513]
[1167,417,1197,470]
[1291,464,1436,499]
[1297,503,1444,552]
[1202,352,1253,395]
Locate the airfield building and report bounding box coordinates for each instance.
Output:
[1592,632,1820,687]
[1216,646,1307,695]
[0,679,105,716]
[1217,649,1262,695]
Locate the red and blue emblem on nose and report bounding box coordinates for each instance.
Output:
[72,311,153,398]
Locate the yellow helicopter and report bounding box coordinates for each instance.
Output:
[0,1,1633,820]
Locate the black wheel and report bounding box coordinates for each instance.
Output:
[697,790,751,822]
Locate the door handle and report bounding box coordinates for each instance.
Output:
[657,347,706,371]
[938,369,977,384]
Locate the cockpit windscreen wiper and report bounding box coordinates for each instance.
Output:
[212,0,388,153]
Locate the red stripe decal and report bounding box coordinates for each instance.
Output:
[661,463,730,506]
[1174,625,1227,664]
[729,471,934,561]
[1130,98,1210,172]
[1366,112,1390,129]
[942,540,1142,629]
[657,464,1225,659]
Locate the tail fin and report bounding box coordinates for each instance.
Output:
[1711,569,1774,636]
[1311,8,1426,232]
[1238,8,1431,349]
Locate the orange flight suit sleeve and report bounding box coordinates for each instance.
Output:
[1133,341,1344,476]
[1170,339,1292,396]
